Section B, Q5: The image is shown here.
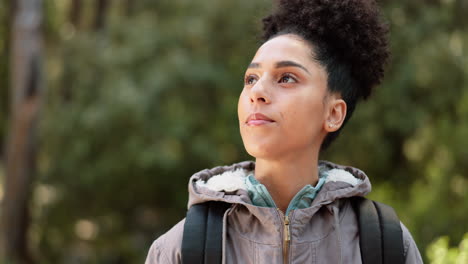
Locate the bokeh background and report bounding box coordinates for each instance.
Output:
[1,0,467,263]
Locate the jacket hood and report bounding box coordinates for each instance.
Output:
[187,160,372,212]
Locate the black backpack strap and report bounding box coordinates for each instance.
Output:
[373,201,405,264]
[182,203,208,263]
[351,197,405,264]
[204,202,231,263]
[182,201,231,264]
[352,196,383,264]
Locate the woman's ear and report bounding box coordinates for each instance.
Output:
[324,98,347,132]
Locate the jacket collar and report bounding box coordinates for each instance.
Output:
[187,160,371,212]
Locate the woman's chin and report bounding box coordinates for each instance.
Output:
[244,144,281,160]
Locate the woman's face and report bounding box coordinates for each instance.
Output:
[238,34,343,160]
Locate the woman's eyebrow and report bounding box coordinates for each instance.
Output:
[275,60,310,74]
[247,61,310,75]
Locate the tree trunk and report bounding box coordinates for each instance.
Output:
[94,0,109,31]
[124,0,134,17]
[1,0,43,263]
[69,0,82,28]
[0,0,16,162]
[455,0,468,28]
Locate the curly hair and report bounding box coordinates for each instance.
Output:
[262,0,390,150]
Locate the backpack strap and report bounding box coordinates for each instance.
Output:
[352,197,383,264]
[351,196,405,264]
[182,201,231,264]
[373,200,405,264]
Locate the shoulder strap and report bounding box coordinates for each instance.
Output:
[351,197,405,264]
[373,200,405,264]
[182,201,231,264]
[352,196,383,264]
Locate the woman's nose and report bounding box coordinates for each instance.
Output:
[250,79,270,104]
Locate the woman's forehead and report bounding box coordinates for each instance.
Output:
[252,34,317,67]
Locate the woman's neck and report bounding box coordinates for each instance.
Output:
[254,151,320,213]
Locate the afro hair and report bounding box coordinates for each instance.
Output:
[262,0,390,149]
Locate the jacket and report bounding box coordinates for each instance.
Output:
[145,161,423,263]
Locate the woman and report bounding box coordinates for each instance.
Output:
[145,0,423,263]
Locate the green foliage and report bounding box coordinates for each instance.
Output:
[37,0,266,262]
[427,233,468,264]
[0,0,466,263]
[324,0,468,257]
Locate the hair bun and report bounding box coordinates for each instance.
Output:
[262,0,390,99]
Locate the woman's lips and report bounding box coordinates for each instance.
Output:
[246,113,275,126]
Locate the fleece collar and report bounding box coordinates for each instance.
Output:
[195,163,363,215]
[188,160,371,214]
[196,164,363,193]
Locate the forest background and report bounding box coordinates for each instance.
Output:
[0,0,467,263]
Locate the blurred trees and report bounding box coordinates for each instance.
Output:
[325,0,468,255]
[2,0,44,263]
[0,0,13,158]
[427,233,468,264]
[29,0,261,263]
[0,0,466,263]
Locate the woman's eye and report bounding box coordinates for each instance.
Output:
[279,74,297,83]
[245,75,258,85]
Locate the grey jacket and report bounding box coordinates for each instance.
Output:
[145,161,423,263]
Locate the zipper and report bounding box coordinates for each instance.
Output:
[278,209,291,264]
